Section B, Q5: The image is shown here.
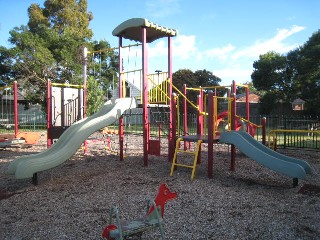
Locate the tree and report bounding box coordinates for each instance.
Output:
[0,46,15,83]
[251,51,294,114]
[194,69,221,87]
[0,0,119,114]
[291,30,320,115]
[251,30,320,116]
[86,76,104,116]
[172,69,198,114]
[88,40,119,99]
[172,69,223,114]
[1,0,93,107]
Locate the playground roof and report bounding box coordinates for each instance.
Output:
[112,18,177,43]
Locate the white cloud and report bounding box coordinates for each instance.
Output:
[205,44,235,62]
[149,40,167,57]
[148,34,200,61]
[123,25,306,86]
[205,25,306,84]
[173,35,200,60]
[231,25,305,60]
[212,65,253,84]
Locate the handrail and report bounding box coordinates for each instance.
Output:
[120,69,143,75]
[166,79,199,111]
[235,115,262,128]
[148,77,170,102]
[51,83,84,89]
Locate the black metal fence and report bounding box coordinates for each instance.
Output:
[250,115,320,150]
[1,110,319,150]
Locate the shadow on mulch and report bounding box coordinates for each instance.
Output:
[0,189,16,200]
[298,184,320,196]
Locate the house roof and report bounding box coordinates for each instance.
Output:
[112,18,177,43]
[292,98,305,104]
[236,93,260,103]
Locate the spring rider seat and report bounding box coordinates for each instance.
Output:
[102,183,177,240]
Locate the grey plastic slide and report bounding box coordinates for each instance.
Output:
[219,131,312,179]
[7,98,136,179]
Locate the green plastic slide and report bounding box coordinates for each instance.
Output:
[7,98,136,179]
[219,131,312,179]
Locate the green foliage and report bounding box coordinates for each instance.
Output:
[252,52,291,92]
[251,30,320,115]
[258,92,277,115]
[236,82,259,95]
[0,0,117,114]
[172,69,223,114]
[0,46,15,83]
[0,0,94,108]
[88,40,118,99]
[86,76,104,116]
[291,30,320,115]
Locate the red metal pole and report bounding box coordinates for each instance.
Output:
[118,37,124,161]
[171,94,177,162]
[168,36,174,162]
[119,116,124,160]
[47,80,52,148]
[230,80,236,171]
[142,27,149,166]
[13,81,18,138]
[207,91,214,178]
[118,37,123,98]
[245,85,250,132]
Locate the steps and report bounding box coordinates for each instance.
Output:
[170,137,203,180]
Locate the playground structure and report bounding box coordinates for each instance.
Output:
[169,86,312,184]
[169,82,265,179]
[7,97,136,183]
[102,183,177,240]
[46,80,85,148]
[6,18,314,187]
[110,18,177,164]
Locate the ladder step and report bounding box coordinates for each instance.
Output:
[176,150,197,154]
[170,138,202,180]
[172,163,195,169]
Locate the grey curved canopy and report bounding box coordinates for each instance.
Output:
[112,18,177,43]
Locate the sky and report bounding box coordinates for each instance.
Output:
[0,0,319,86]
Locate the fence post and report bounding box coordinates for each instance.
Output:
[284,115,287,149]
[262,117,266,145]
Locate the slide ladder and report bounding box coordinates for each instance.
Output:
[170,137,203,180]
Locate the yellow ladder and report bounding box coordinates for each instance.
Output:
[170,137,202,180]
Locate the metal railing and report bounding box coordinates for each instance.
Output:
[0,112,47,133]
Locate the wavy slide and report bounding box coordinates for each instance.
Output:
[7,98,136,179]
[219,131,312,179]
